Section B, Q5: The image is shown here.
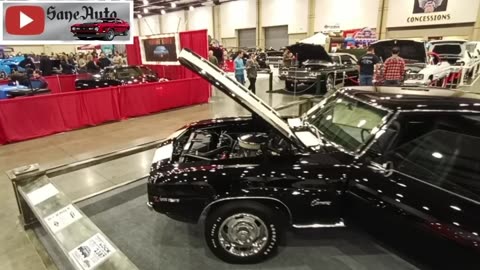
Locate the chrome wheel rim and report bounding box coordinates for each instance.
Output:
[326,75,334,92]
[218,213,269,257]
[107,31,114,40]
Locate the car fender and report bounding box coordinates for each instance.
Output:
[199,196,293,224]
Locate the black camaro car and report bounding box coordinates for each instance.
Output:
[75,65,160,90]
[148,48,480,265]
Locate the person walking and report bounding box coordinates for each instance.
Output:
[246,53,260,94]
[234,51,245,84]
[358,46,380,86]
[383,47,405,86]
[208,50,219,67]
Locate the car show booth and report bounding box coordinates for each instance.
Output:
[0,30,210,145]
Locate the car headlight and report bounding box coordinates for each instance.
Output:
[72,27,76,31]
[94,27,99,31]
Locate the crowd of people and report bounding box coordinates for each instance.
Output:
[9,51,128,78]
[208,46,296,93]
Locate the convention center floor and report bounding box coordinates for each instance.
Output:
[1,76,480,270]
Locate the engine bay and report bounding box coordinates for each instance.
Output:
[177,127,293,163]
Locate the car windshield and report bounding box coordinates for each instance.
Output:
[113,67,142,80]
[304,94,390,153]
[91,19,116,23]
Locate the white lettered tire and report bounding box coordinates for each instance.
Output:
[204,201,283,264]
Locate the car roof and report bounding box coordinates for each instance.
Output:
[340,86,480,112]
[430,39,467,44]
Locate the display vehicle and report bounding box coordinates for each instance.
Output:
[71,18,130,41]
[279,51,359,93]
[75,65,159,90]
[147,48,480,264]
[371,39,452,86]
[430,40,480,78]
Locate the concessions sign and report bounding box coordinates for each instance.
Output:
[387,0,480,27]
[140,33,180,65]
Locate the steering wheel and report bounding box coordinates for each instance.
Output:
[361,129,370,143]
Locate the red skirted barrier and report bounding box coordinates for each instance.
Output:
[0,78,209,144]
[0,74,78,94]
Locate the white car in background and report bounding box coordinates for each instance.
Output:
[429,40,480,78]
[371,39,452,87]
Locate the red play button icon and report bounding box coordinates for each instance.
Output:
[5,6,45,35]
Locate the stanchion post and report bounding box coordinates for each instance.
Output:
[269,71,273,92]
[7,164,43,229]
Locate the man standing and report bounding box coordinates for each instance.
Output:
[208,50,219,67]
[358,46,380,86]
[246,53,260,94]
[97,53,111,69]
[383,47,405,86]
[234,51,245,84]
[112,52,123,67]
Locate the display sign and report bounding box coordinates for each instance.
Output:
[44,204,82,234]
[139,33,180,65]
[387,0,480,27]
[0,0,133,44]
[27,183,59,206]
[69,233,116,270]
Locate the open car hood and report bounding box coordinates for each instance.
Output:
[370,39,427,63]
[178,48,304,148]
[287,43,332,64]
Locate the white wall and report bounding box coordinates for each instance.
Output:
[187,6,213,34]
[314,0,380,32]
[161,10,186,33]
[132,18,140,36]
[261,0,308,33]
[220,0,257,38]
[139,15,161,35]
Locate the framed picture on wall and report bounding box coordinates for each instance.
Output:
[139,33,180,65]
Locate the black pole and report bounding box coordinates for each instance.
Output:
[269,71,273,92]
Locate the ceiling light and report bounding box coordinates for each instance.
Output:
[189,6,195,11]
[143,7,149,13]
[143,0,149,5]
[171,2,176,8]
[161,9,166,15]
[137,14,142,18]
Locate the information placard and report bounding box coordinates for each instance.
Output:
[44,204,82,234]
[27,183,59,206]
[69,233,116,270]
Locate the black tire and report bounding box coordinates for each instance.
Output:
[78,37,88,40]
[285,81,294,92]
[104,29,115,41]
[205,201,283,264]
[123,30,129,36]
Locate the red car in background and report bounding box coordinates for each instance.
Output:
[71,18,130,41]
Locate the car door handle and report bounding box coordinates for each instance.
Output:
[368,161,394,177]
